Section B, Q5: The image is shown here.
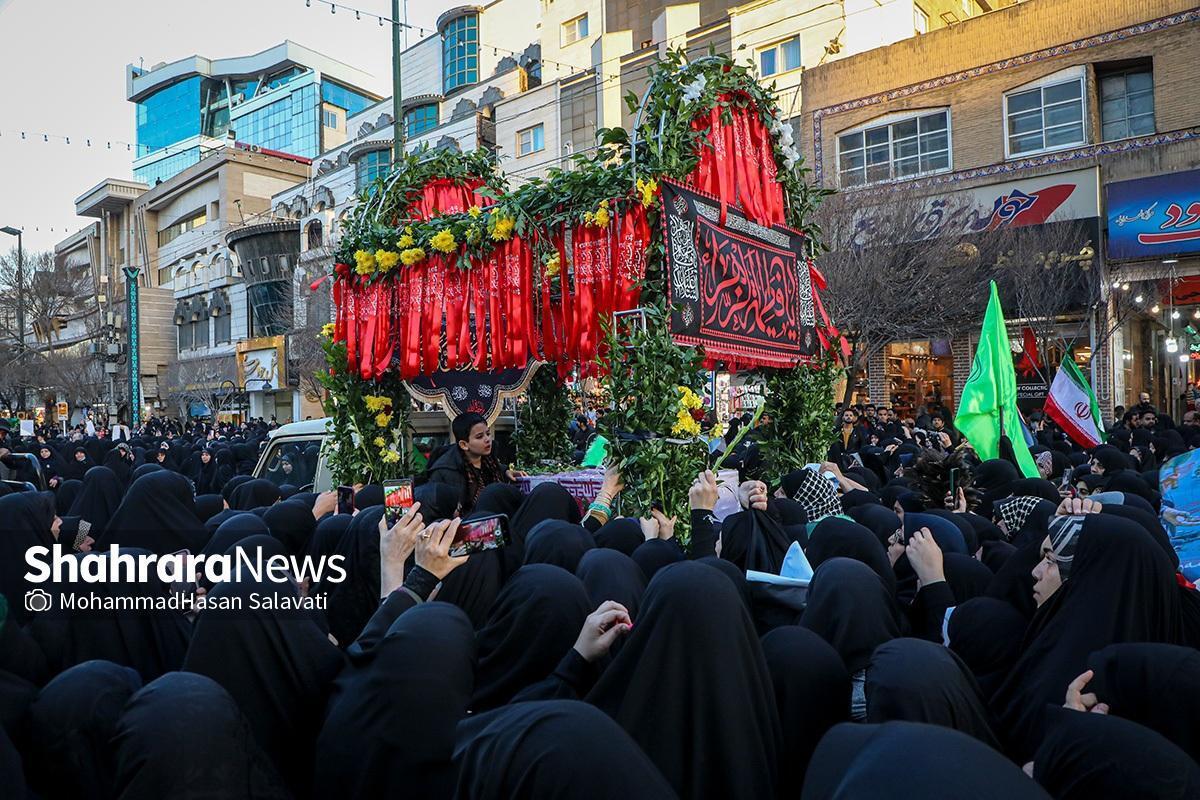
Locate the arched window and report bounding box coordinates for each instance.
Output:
[405,104,439,137]
[306,219,324,250]
[442,14,479,93]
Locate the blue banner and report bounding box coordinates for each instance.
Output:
[1160,448,1200,582]
[1107,168,1200,260]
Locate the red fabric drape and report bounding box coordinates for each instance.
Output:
[687,96,785,228]
[613,204,650,313]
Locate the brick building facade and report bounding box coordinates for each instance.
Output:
[800,0,1200,422]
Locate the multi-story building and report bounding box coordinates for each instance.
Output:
[800,0,1200,419]
[129,146,311,422]
[127,41,381,185]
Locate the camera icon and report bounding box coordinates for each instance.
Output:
[25,589,52,613]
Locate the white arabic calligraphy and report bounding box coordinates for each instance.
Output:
[1114,202,1158,227]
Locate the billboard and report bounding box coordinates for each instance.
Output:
[1107,168,1200,260]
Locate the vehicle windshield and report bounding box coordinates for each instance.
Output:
[259,437,322,489]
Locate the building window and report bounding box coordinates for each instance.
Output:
[177,320,193,352]
[961,0,973,16]
[759,36,801,77]
[1100,67,1155,141]
[914,6,929,33]
[322,108,339,129]
[1005,72,1085,157]
[157,208,207,247]
[518,124,545,156]
[306,219,324,250]
[562,14,589,45]
[356,149,391,194]
[193,315,210,349]
[404,104,439,137]
[837,110,950,187]
[443,14,479,93]
[214,310,231,344]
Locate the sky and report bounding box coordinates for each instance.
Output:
[0,0,456,254]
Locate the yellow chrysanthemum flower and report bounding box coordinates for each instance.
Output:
[583,211,596,227]
[353,249,376,275]
[376,249,400,270]
[364,394,390,412]
[544,252,561,278]
[320,323,335,338]
[397,234,415,248]
[467,205,482,218]
[491,216,515,242]
[430,229,457,254]
[639,178,659,207]
[381,449,401,464]
[594,207,611,227]
[710,421,725,438]
[373,436,386,448]
[375,412,392,428]
[400,247,426,266]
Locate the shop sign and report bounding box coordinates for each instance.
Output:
[237,336,286,391]
[1106,168,1200,260]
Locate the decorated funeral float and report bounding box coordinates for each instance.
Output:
[318,50,843,536]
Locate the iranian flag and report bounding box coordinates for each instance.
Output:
[1044,357,1106,448]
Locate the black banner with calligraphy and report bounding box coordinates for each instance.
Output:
[404,360,541,425]
[661,179,818,368]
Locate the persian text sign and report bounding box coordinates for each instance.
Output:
[661,180,818,368]
[1107,168,1200,260]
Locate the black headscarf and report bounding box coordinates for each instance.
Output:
[324,506,385,647]
[991,514,1185,760]
[592,517,645,556]
[430,548,508,630]
[194,493,226,523]
[305,513,353,560]
[112,671,290,800]
[717,509,796,573]
[453,700,677,799]
[54,478,82,515]
[30,548,191,681]
[942,552,994,604]
[67,466,124,540]
[586,561,781,800]
[29,660,143,800]
[974,458,1019,493]
[182,574,344,797]
[129,463,163,483]
[413,482,460,521]
[800,558,902,674]
[100,471,207,555]
[803,721,1051,799]
[222,474,252,504]
[575,548,647,621]
[201,513,270,558]
[947,597,1029,701]
[1086,642,1200,763]
[262,499,317,556]
[806,516,896,596]
[472,564,590,712]
[696,555,753,612]
[630,538,684,580]
[0,492,56,625]
[229,478,280,511]
[471,482,524,516]
[524,519,595,572]
[760,626,850,798]
[316,603,475,799]
[865,637,1001,750]
[508,482,581,550]
[1033,705,1200,799]
[848,503,901,549]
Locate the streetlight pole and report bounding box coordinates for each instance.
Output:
[391,0,406,164]
[0,226,24,351]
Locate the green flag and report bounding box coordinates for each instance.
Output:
[954,281,1040,478]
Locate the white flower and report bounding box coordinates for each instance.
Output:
[779,123,794,147]
[781,144,799,171]
[681,74,707,104]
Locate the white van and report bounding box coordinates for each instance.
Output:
[252,411,514,491]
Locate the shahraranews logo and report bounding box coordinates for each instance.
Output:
[23,545,347,612]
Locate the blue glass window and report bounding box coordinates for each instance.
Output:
[264,67,304,92]
[443,15,479,93]
[404,104,439,137]
[231,84,320,158]
[136,76,202,154]
[356,149,391,194]
[134,146,202,185]
[322,80,375,117]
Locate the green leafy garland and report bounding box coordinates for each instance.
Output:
[512,364,575,471]
[316,332,413,485]
[755,352,844,478]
